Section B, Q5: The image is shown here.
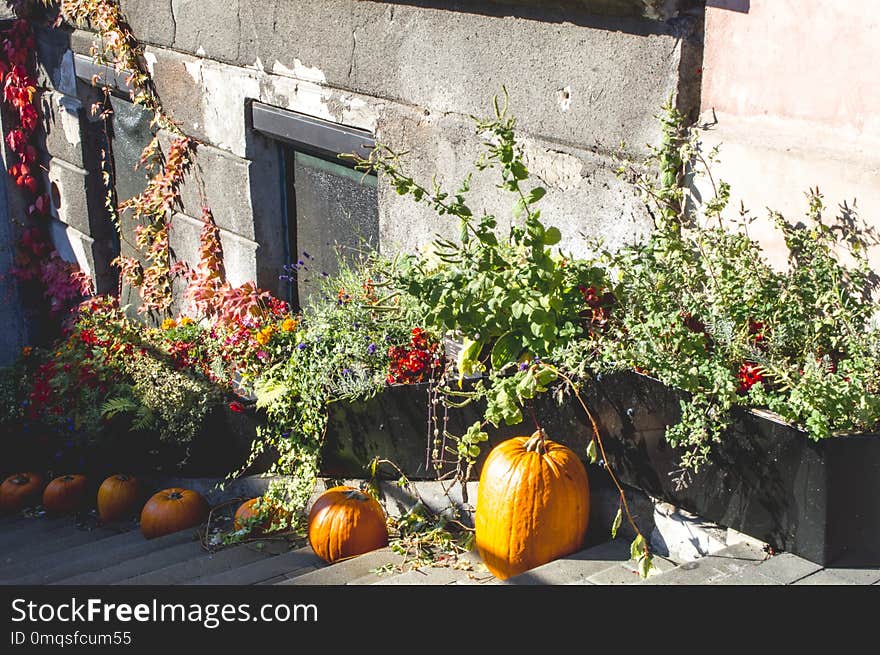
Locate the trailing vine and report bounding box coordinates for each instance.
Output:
[1,3,87,336]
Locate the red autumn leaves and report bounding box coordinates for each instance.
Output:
[2,20,40,196]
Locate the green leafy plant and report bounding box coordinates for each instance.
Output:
[357,91,654,576]
[240,253,422,518]
[601,99,880,474]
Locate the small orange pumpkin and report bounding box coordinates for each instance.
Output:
[234,497,291,534]
[0,472,44,514]
[307,486,388,563]
[140,488,209,539]
[97,474,141,522]
[474,430,590,580]
[42,474,89,515]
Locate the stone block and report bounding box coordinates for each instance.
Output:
[751,552,823,585]
[792,570,857,586]
[118,0,177,48]
[39,91,86,167]
[159,132,256,240]
[168,211,259,288]
[47,157,92,234]
[34,26,78,96]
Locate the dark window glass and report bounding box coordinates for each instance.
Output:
[285,149,378,304]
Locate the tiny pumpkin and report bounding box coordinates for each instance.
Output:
[97,474,141,522]
[42,474,89,515]
[0,472,44,514]
[474,429,590,580]
[140,488,209,539]
[234,497,291,534]
[307,486,388,563]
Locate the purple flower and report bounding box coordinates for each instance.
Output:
[518,361,529,371]
[341,368,352,375]
[367,343,377,356]
[256,350,268,360]
[297,342,308,350]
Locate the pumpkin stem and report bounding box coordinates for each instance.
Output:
[117,474,130,482]
[168,491,184,500]
[345,489,369,502]
[11,474,29,485]
[62,475,75,481]
[525,429,548,455]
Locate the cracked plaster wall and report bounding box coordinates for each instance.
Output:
[41,0,704,300]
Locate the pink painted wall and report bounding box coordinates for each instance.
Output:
[701,0,880,138]
[696,0,880,270]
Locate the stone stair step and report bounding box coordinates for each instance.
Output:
[0,517,76,549]
[117,543,275,585]
[1,527,145,580]
[51,533,207,585]
[187,546,326,585]
[1,525,117,567]
[5,529,197,585]
[360,565,478,585]
[356,549,494,585]
[643,541,768,585]
[274,547,405,585]
[500,539,634,585]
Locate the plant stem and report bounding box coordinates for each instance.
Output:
[544,364,647,550]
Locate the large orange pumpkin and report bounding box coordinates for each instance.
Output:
[0,472,44,514]
[42,474,89,515]
[474,430,590,580]
[140,488,209,539]
[234,497,291,534]
[307,486,388,563]
[97,474,142,522]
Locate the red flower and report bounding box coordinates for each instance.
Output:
[229,401,246,413]
[737,361,765,394]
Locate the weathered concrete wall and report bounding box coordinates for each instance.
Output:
[695,0,880,268]
[32,0,704,306]
[0,112,29,366]
[34,25,119,295]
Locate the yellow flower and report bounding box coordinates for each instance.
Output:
[281,318,297,332]
[255,326,275,346]
[161,318,177,330]
[179,316,195,326]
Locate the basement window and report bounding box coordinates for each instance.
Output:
[251,103,379,307]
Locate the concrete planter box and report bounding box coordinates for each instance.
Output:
[319,371,880,567]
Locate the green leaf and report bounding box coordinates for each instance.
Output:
[254,378,290,409]
[457,337,484,384]
[630,533,646,562]
[587,438,598,464]
[526,187,546,205]
[491,331,522,370]
[611,507,622,539]
[638,553,654,579]
[543,226,561,246]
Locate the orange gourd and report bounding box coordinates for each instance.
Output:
[0,472,44,514]
[474,430,590,580]
[307,486,388,563]
[234,497,291,534]
[42,474,89,515]
[97,474,141,522]
[140,488,209,539]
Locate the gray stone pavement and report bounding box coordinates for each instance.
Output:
[1,513,878,585]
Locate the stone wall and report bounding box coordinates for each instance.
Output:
[27,0,704,311]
